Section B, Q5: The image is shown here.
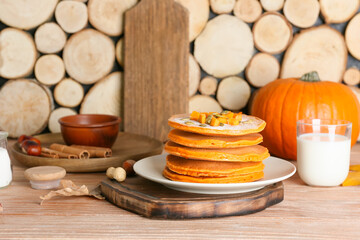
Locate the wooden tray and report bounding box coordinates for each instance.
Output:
[11,132,163,172]
[100,177,284,219]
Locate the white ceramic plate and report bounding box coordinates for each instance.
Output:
[134,154,296,194]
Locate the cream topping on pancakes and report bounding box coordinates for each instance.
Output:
[170,114,264,130]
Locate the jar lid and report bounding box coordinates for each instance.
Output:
[24,166,66,181]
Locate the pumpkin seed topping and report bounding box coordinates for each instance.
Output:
[182,110,242,127]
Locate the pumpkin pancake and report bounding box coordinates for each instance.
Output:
[166,154,265,177]
[168,114,266,136]
[168,129,263,148]
[164,141,269,162]
[163,167,264,183]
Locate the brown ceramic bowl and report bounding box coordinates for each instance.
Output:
[58,114,121,148]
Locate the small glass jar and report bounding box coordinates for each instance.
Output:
[0,131,12,188]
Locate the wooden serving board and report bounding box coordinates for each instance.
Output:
[123,0,189,142]
[11,133,163,173]
[100,177,284,219]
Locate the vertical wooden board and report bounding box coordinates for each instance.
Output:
[124,0,189,141]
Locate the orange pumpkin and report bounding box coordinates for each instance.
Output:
[250,72,360,160]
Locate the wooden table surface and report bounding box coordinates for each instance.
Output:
[1,141,360,239]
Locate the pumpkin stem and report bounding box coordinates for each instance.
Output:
[300,71,320,82]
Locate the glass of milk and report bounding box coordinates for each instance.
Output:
[0,131,12,188]
[297,119,352,187]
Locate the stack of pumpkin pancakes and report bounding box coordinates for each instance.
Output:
[163,111,269,184]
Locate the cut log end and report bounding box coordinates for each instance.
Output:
[281,25,347,83]
[217,76,251,111]
[253,12,292,54]
[54,78,84,108]
[189,95,222,113]
[43,84,55,111]
[0,28,37,79]
[88,0,138,36]
[0,79,51,137]
[48,108,77,133]
[343,68,360,86]
[260,0,284,12]
[80,72,122,117]
[245,53,280,87]
[0,0,58,30]
[63,29,115,84]
[189,54,201,97]
[320,0,359,24]
[35,54,65,86]
[210,0,235,14]
[284,0,320,28]
[175,0,209,41]
[345,13,360,61]
[35,22,67,54]
[234,0,262,23]
[199,76,218,96]
[55,1,88,33]
[194,14,254,78]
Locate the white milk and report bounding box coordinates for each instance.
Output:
[0,147,12,188]
[297,133,351,186]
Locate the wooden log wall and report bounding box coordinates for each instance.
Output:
[1,0,360,138]
[185,0,360,115]
[0,0,134,137]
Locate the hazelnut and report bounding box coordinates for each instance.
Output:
[106,167,126,182]
[113,167,126,182]
[106,167,115,179]
[122,160,136,176]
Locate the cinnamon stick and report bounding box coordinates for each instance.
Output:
[40,152,60,159]
[71,145,112,158]
[42,147,79,159]
[49,144,90,159]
